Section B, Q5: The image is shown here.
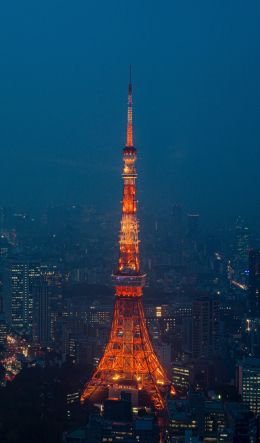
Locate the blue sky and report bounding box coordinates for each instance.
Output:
[0,1,260,225]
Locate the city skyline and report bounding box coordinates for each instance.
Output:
[1,3,260,442]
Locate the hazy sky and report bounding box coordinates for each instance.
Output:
[0,1,260,226]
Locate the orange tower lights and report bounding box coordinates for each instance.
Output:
[81,75,175,411]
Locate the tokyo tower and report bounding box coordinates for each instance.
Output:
[81,74,175,411]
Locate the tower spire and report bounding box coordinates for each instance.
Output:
[126,66,133,147]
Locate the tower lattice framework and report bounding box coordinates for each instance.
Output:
[81,76,175,411]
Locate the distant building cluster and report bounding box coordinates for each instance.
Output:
[0,204,260,440]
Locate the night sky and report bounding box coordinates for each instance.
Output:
[0,1,260,226]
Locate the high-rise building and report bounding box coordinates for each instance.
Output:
[204,400,226,441]
[172,361,191,394]
[234,216,250,283]
[81,76,174,411]
[10,262,41,334]
[192,294,220,359]
[0,284,7,345]
[32,277,50,346]
[44,266,63,344]
[244,317,260,356]
[0,265,11,325]
[8,262,62,339]
[0,314,7,345]
[237,357,260,415]
[248,249,260,316]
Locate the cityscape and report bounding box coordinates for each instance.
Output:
[1,2,260,443]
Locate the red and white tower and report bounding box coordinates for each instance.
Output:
[81,75,175,411]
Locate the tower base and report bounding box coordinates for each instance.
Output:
[81,295,174,411]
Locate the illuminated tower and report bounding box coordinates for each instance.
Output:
[81,75,174,411]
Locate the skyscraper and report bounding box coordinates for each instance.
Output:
[43,266,63,344]
[234,216,250,283]
[32,277,50,346]
[10,262,41,334]
[81,76,174,411]
[0,287,7,345]
[192,293,220,359]
[237,357,260,415]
